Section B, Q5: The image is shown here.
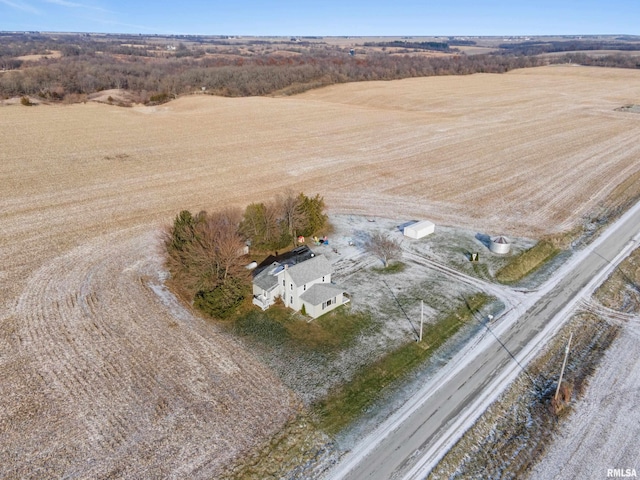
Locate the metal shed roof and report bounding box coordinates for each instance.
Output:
[492,236,510,244]
[406,220,435,231]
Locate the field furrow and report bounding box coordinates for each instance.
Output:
[2,65,640,477]
[6,230,295,478]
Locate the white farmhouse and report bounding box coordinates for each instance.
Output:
[252,254,349,318]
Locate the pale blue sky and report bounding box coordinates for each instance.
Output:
[1,0,637,36]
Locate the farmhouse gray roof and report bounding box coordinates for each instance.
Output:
[299,283,346,306]
[253,263,281,291]
[287,255,332,286]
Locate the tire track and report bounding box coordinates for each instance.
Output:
[9,228,295,479]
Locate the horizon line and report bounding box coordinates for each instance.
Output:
[0,30,636,38]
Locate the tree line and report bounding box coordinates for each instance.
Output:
[165,191,328,319]
[363,41,455,52]
[555,52,640,69]
[4,33,638,104]
[0,50,544,101]
[1,33,546,102]
[498,40,640,55]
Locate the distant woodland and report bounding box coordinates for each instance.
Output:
[498,39,640,55]
[1,33,639,104]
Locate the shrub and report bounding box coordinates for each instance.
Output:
[148,92,170,105]
[194,278,248,319]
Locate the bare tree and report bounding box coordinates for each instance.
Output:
[202,207,246,281]
[164,208,249,318]
[278,189,304,244]
[167,208,245,289]
[262,200,281,245]
[365,231,402,268]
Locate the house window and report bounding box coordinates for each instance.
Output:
[327,299,332,307]
[322,276,325,282]
[303,284,306,291]
[290,283,293,291]
[322,301,326,310]
[290,296,293,304]
[282,279,285,287]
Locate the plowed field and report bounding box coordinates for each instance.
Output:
[1,65,640,477]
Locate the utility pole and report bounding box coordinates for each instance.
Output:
[555,332,573,401]
[419,300,424,342]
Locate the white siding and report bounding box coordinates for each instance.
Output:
[305,302,323,319]
[253,255,342,317]
[285,271,332,314]
[302,292,346,319]
[404,221,435,239]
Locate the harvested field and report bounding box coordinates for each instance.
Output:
[298,66,640,235]
[14,50,63,61]
[542,49,640,58]
[617,104,640,114]
[0,228,297,478]
[2,65,640,476]
[87,88,138,106]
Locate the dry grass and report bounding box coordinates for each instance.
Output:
[431,249,640,479]
[495,239,560,284]
[15,50,62,61]
[493,225,584,284]
[313,293,490,435]
[588,168,640,233]
[594,246,640,311]
[2,65,640,477]
[87,88,138,106]
[225,412,335,480]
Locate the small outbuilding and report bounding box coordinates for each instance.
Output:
[403,220,435,239]
[489,235,511,254]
